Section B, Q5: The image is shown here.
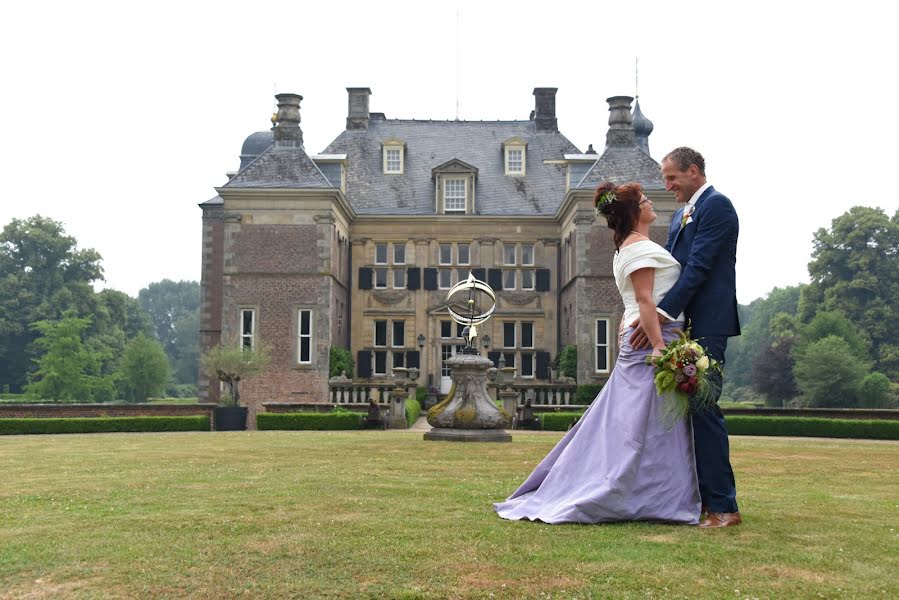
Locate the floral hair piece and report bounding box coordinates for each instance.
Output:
[595,190,617,215]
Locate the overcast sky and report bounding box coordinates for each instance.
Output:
[2,0,896,305]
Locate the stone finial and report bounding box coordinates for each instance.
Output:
[605,96,635,148]
[272,93,304,146]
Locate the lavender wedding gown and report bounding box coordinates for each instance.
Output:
[494,240,701,524]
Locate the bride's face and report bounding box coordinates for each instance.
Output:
[637,194,657,225]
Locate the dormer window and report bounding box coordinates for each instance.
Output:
[382,138,405,174]
[432,159,478,215]
[502,137,527,176]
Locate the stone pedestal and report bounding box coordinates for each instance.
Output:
[498,388,519,427]
[388,387,407,429]
[424,352,512,442]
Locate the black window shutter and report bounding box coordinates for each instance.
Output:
[487,351,501,368]
[536,268,551,292]
[407,267,421,290]
[359,267,373,290]
[472,268,486,282]
[357,350,372,377]
[407,350,420,369]
[536,351,550,380]
[487,268,503,291]
[424,268,438,291]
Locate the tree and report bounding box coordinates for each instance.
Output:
[558,345,577,379]
[857,372,893,408]
[751,336,797,407]
[137,280,200,384]
[792,336,868,408]
[120,333,170,403]
[796,310,869,360]
[0,215,104,392]
[799,206,899,379]
[200,343,270,406]
[24,314,114,402]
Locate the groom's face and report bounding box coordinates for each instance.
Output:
[661,159,700,203]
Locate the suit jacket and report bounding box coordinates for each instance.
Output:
[657,186,741,339]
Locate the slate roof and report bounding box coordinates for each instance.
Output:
[576,144,664,191]
[224,144,333,189]
[321,119,581,216]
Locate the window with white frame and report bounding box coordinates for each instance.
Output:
[374,267,387,289]
[439,244,452,265]
[240,309,255,349]
[298,309,312,364]
[503,244,516,265]
[374,320,387,347]
[503,322,516,348]
[506,148,523,174]
[520,352,534,378]
[503,269,516,290]
[392,351,405,370]
[521,243,534,266]
[375,243,388,264]
[392,321,405,347]
[440,320,452,338]
[393,243,406,265]
[595,318,610,372]
[521,322,534,349]
[457,244,470,265]
[443,178,466,212]
[393,268,405,289]
[385,149,402,173]
[521,269,535,290]
[438,268,452,289]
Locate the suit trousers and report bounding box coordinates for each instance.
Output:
[691,335,739,514]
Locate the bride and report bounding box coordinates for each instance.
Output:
[493,181,701,524]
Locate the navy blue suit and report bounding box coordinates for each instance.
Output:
[658,185,740,514]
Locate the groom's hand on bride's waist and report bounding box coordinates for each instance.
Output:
[628,314,669,350]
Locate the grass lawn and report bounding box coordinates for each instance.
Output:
[1,432,897,599]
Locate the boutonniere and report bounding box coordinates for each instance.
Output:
[680,204,695,230]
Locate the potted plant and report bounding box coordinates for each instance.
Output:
[200,343,270,431]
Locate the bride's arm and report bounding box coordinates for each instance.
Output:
[629,267,666,355]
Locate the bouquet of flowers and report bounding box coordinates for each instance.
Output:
[646,328,720,422]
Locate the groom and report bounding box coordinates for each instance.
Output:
[631,147,742,528]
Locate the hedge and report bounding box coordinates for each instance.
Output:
[256,412,363,430]
[574,384,603,405]
[540,411,586,431]
[0,416,210,435]
[405,397,422,428]
[725,416,899,440]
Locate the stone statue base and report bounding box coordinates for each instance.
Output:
[424,428,511,442]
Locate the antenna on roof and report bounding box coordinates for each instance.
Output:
[635,57,639,99]
[455,11,461,120]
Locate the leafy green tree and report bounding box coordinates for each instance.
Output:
[120,333,170,403]
[200,343,270,406]
[792,336,869,408]
[137,280,200,384]
[24,314,113,402]
[0,216,104,392]
[725,286,802,388]
[797,310,869,359]
[329,346,354,378]
[799,206,899,379]
[857,372,893,408]
[558,345,577,379]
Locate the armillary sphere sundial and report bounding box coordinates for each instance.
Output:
[424,272,512,442]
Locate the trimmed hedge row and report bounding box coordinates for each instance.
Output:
[256,412,363,430]
[725,416,899,440]
[405,398,422,428]
[540,412,585,431]
[0,416,210,435]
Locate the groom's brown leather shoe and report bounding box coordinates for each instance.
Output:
[698,511,742,528]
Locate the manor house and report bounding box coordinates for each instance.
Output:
[198,88,674,421]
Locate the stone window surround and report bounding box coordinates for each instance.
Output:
[595,317,611,374]
[502,137,527,176]
[239,307,256,350]
[297,307,314,365]
[382,139,405,174]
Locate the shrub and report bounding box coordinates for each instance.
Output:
[858,373,892,408]
[540,411,586,431]
[405,397,422,427]
[724,416,899,440]
[256,411,363,430]
[0,416,210,435]
[329,346,354,378]
[558,345,577,379]
[574,384,603,405]
[165,383,199,398]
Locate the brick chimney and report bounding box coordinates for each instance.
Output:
[346,87,372,130]
[533,87,558,132]
[605,96,635,148]
[272,93,303,146]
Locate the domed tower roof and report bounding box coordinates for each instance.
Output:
[632,98,654,156]
[239,131,274,170]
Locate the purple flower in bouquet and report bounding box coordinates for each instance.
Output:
[683,364,697,377]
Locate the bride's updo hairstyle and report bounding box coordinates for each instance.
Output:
[594,181,644,249]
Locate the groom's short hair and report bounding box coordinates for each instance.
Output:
[663,147,706,176]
